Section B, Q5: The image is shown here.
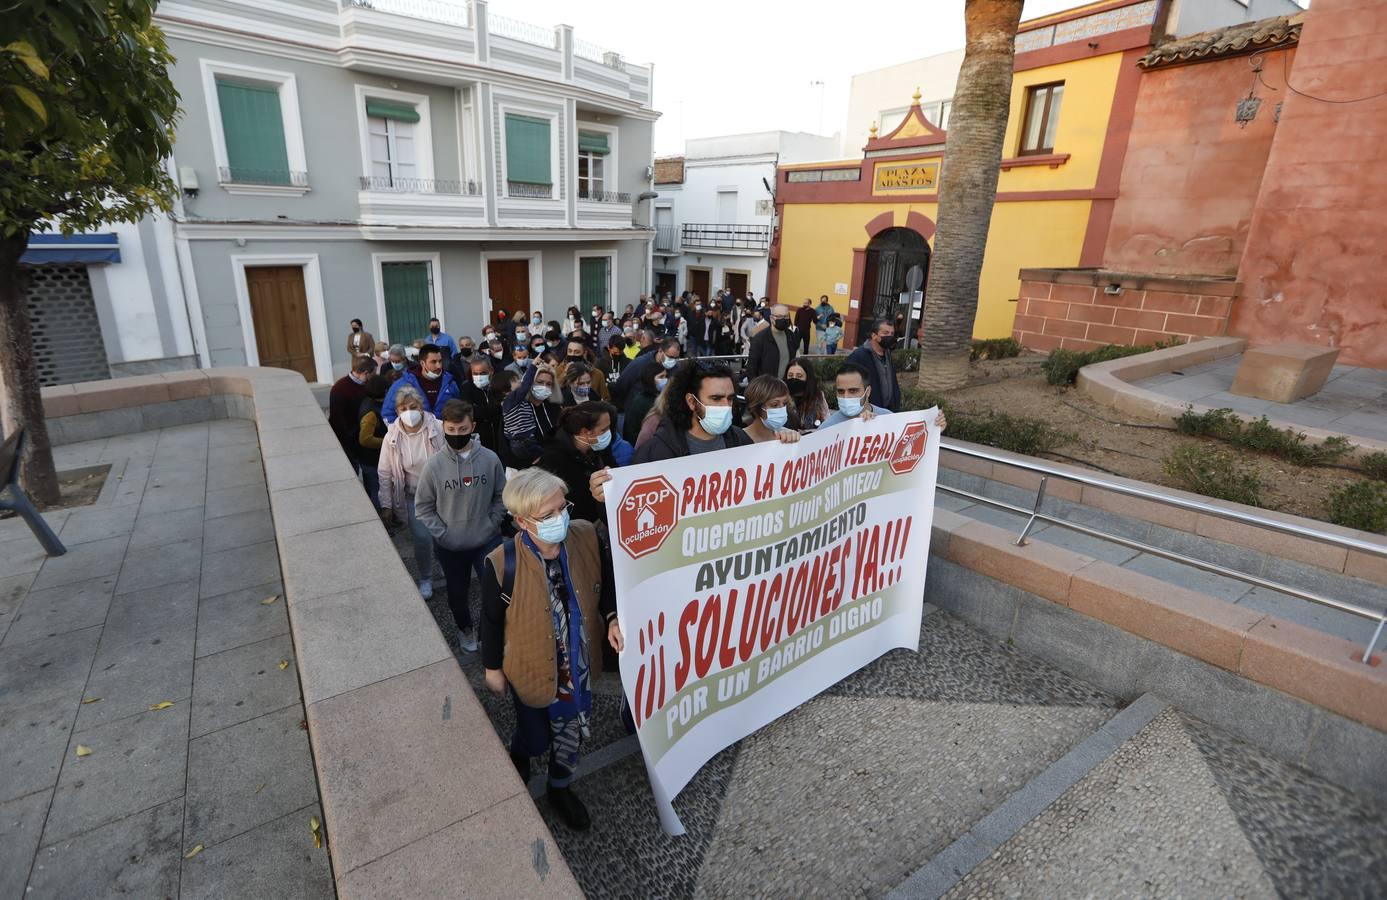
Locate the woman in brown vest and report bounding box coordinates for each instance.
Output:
[480,468,622,831]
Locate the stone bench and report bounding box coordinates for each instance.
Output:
[1230,341,1341,404]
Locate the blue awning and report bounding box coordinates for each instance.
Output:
[21,232,121,265]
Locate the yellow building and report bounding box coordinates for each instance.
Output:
[769,0,1161,344]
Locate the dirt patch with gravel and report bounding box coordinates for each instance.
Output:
[925,354,1371,526]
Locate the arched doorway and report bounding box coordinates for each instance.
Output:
[860,226,930,340]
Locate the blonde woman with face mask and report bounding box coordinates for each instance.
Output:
[378,385,445,598]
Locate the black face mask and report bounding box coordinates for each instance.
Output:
[459,346,473,358]
[567,355,584,363]
[879,336,897,351]
[445,432,473,450]
[351,325,361,333]
[430,326,441,335]
[774,319,790,331]
[786,378,808,396]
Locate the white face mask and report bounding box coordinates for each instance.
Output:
[532,385,553,401]
[399,409,423,428]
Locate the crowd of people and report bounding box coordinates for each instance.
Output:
[326,292,938,832]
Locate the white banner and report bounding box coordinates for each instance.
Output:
[605,410,940,834]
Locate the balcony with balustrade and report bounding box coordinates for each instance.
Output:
[356,173,486,226]
[333,0,653,109]
[680,223,772,254]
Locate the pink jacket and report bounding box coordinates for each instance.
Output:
[377,413,444,517]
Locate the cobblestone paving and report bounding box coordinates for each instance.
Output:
[396,514,1387,900]
[0,423,331,899]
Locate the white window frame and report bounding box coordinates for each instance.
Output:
[354,84,435,192]
[479,250,544,324]
[201,59,310,197]
[371,251,445,345]
[457,85,481,189]
[497,101,561,201]
[573,250,616,311]
[575,120,619,202]
[229,254,332,380]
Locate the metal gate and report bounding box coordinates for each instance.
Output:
[861,227,929,336]
[23,264,110,386]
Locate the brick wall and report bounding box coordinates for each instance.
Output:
[1012,268,1237,353]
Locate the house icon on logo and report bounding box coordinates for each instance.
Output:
[635,505,656,532]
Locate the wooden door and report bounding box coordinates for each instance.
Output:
[487,259,530,325]
[723,270,748,299]
[688,267,711,300]
[245,266,316,382]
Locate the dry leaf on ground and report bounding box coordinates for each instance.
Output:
[184,844,204,859]
[260,595,279,605]
[148,700,175,711]
[81,698,101,705]
[75,745,92,757]
[310,817,322,849]
[278,659,289,670]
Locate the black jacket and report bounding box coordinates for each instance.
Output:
[609,344,659,406]
[631,416,752,464]
[457,380,502,453]
[536,430,615,524]
[846,344,901,412]
[745,326,796,381]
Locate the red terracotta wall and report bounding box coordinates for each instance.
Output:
[1231,0,1387,369]
[1102,48,1293,277]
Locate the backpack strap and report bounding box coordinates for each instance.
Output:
[499,537,517,606]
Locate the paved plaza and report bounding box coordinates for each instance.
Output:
[0,422,332,899]
[394,520,1387,898]
[1132,355,1387,442]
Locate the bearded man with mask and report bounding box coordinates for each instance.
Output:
[744,303,797,382]
[845,319,902,412]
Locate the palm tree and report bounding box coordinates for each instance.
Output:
[917,0,1025,391]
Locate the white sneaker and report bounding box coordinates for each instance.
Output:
[459,629,479,653]
[418,579,433,600]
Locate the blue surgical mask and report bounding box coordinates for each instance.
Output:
[661,357,677,370]
[574,386,591,399]
[592,430,612,451]
[534,508,570,544]
[765,407,789,430]
[698,401,733,436]
[534,344,547,354]
[532,385,552,401]
[655,376,668,392]
[472,375,490,389]
[391,361,405,371]
[838,396,864,418]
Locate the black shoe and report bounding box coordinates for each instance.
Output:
[546,785,591,831]
[510,750,531,781]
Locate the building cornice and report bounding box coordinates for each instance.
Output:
[172,219,654,242]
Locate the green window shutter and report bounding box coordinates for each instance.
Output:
[579,257,609,309]
[578,131,609,154]
[381,262,432,342]
[365,99,420,123]
[216,80,291,185]
[504,114,552,185]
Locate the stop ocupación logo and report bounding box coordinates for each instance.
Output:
[618,476,679,559]
[889,421,929,475]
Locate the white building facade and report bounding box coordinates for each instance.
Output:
[22,0,658,385]
[650,130,837,302]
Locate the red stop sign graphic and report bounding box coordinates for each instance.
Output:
[890,421,930,475]
[617,475,680,559]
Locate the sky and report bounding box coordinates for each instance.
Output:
[489,0,1085,154]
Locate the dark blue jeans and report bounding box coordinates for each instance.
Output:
[511,690,578,788]
[434,534,501,631]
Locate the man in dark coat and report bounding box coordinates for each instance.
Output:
[845,319,901,412]
[744,303,796,381]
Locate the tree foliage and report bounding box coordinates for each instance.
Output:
[1,0,180,238]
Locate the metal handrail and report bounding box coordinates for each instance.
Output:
[937,441,1387,664]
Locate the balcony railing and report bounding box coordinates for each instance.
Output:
[489,12,557,48]
[507,181,554,199]
[654,225,678,252]
[358,175,482,195]
[577,188,631,204]
[680,223,771,252]
[348,0,469,27]
[218,167,309,187]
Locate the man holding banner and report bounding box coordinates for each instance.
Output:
[596,381,944,835]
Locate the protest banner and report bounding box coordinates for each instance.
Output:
[605,409,941,835]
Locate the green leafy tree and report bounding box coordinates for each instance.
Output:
[917,0,1024,391]
[1,0,179,504]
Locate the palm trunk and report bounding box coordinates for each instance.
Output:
[0,233,61,506]
[917,0,1025,391]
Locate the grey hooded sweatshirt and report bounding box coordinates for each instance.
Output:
[413,437,507,551]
